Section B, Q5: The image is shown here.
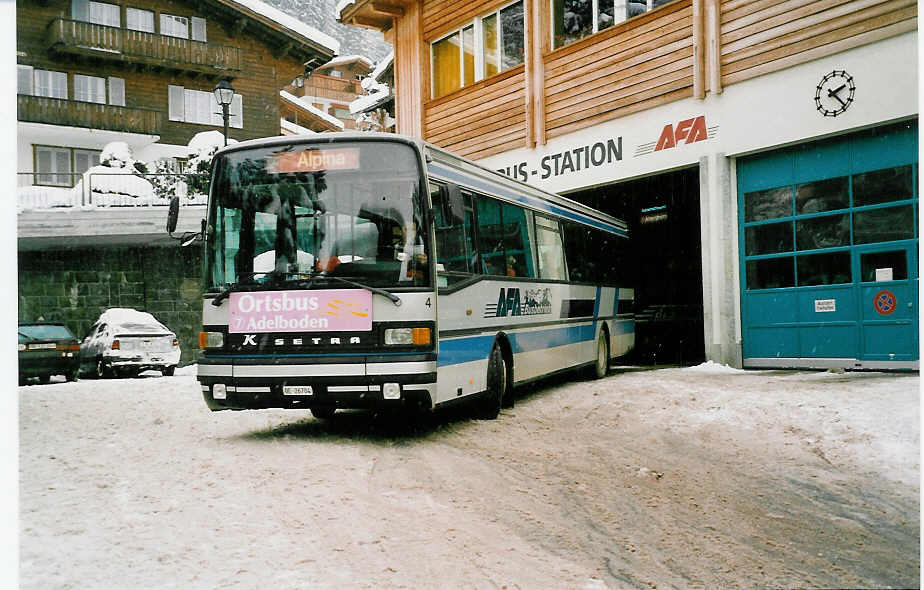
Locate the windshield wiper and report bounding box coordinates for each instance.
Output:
[289,274,402,307]
[210,270,284,306]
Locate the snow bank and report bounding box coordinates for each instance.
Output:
[685,361,747,374]
[17,185,82,210]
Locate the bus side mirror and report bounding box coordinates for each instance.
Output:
[166,196,180,234]
[440,183,464,226]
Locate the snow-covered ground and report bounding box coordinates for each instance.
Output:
[17,365,920,589]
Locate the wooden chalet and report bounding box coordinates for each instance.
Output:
[17,0,338,181]
[337,0,919,372]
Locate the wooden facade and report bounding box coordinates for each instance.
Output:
[341,0,917,159]
[18,0,334,147]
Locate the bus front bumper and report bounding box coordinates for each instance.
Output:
[197,357,436,412]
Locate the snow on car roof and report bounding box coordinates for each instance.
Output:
[98,308,168,330]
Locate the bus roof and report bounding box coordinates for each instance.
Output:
[215,132,628,236]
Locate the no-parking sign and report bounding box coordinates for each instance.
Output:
[873,290,897,315]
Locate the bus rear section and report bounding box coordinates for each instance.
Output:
[425,148,634,415]
[196,135,438,415]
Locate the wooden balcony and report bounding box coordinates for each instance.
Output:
[47,18,241,77]
[18,94,163,135]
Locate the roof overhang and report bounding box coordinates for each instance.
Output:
[338,0,410,32]
[207,0,337,64]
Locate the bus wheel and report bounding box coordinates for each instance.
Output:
[310,407,336,420]
[593,330,609,379]
[477,344,506,420]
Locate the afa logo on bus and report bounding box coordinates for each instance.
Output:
[485,288,553,318]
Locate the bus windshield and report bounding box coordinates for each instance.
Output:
[205,141,428,291]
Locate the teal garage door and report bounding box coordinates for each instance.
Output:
[738,121,918,369]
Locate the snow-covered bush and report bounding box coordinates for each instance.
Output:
[184,131,235,197]
[86,141,156,206]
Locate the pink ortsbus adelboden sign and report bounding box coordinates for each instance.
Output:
[228,289,372,333]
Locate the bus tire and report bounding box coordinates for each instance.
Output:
[310,407,336,420]
[593,329,610,379]
[477,344,506,420]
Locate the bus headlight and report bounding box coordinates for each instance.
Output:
[384,327,431,346]
[199,331,224,350]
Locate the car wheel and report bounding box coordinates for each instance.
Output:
[310,406,336,420]
[38,374,51,384]
[95,358,111,379]
[162,366,175,377]
[476,344,506,420]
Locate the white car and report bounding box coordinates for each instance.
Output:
[80,308,181,378]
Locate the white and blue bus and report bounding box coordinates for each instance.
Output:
[195,133,633,419]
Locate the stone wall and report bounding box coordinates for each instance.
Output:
[18,245,203,365]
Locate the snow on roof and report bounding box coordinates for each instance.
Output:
[349,87,391,114]
[335,0,355,16]
[321,54,374,70]
[280,118,317,135]
[279,90,345,129]
[225,0,339,54]
[370,51,393,81]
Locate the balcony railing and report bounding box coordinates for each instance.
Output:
[18,172,209,208]
[47,18,241,75]
[18,94,163,135]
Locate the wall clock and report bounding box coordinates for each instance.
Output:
[815,70,855,117]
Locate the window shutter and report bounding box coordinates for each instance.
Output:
[191,17,206,42]
[168,85,185,121]
[71,0,88,21]
[17,65,33,95]
[108,77,125,106]
[74,74,88,101]
[230,94,243,129]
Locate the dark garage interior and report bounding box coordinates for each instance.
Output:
[567,166,706,366]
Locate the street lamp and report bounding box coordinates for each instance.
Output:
[213,78,235,146]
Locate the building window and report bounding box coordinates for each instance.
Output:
[108,77,125,106]
[168,85,243,128]
[431,0,524,99]
[33,69,68,99]
[191,17,207,42]
[161,14,189,39]
[89,1,120,26]
[73,75,125,105]
[74,149,102,174]
[71,0,120,26]
[552,0,672,49]
[18,65,34,95]
[35,146,74,186]
[74,74,106,104]
[126,8,155,33]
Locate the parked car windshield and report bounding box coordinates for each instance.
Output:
[19,325,75,340]
[205,140,428,291]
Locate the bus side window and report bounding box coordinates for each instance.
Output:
[432,183,476,284]
[535,214,567,281]
[499,202,535,278]
[562,220,590,283]
[475,195,504,275]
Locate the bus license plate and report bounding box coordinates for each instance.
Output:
[283,385,313,396]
